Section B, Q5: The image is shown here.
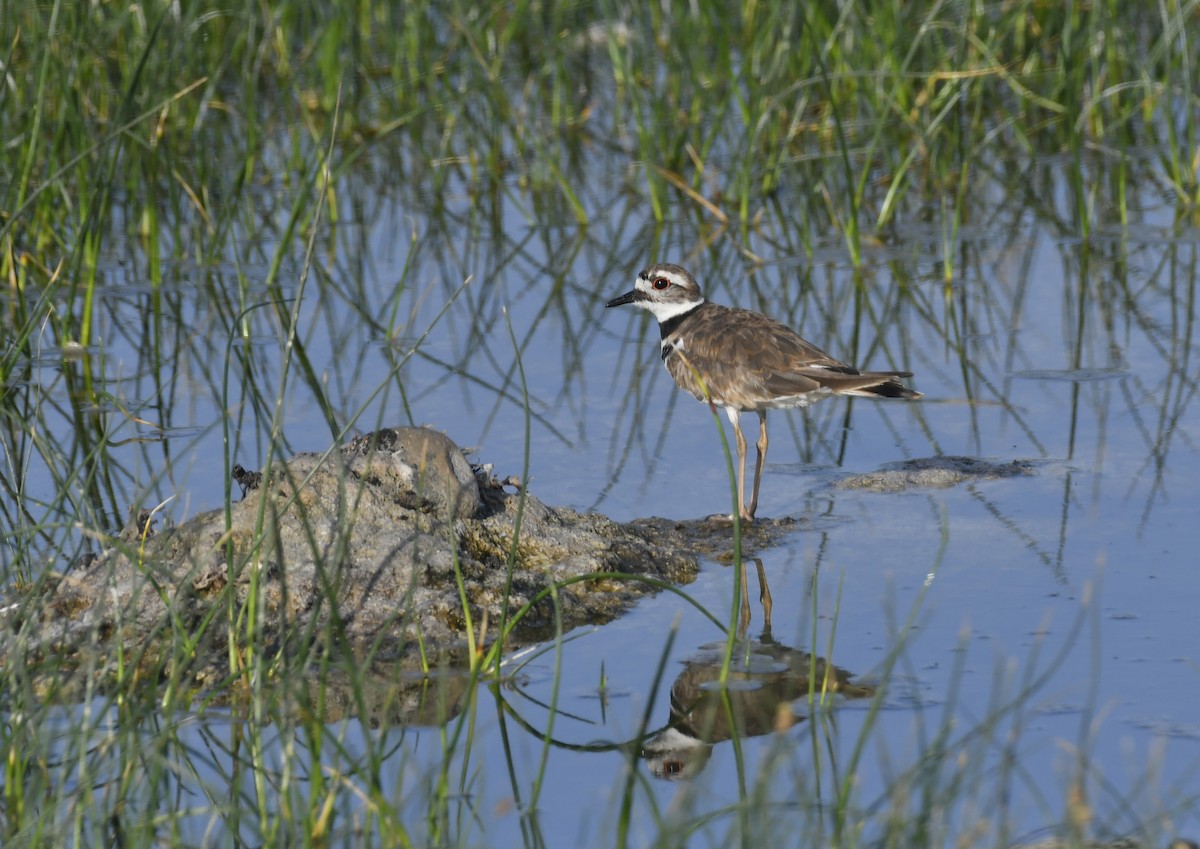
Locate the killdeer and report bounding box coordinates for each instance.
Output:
[606,263,920,522]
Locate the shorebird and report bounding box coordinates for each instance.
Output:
[606,263,920,521]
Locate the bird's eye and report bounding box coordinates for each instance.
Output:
[652,277,671,290]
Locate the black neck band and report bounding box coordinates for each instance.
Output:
[658,304,702,341]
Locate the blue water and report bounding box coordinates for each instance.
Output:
[4,143,1199,845]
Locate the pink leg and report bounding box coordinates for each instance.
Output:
[725,408,752,521]
[745,411,768,520]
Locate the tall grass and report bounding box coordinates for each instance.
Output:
[1,0,1198,846]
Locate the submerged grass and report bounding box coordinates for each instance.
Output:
[1,0,1198,846]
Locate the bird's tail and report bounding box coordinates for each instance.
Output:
[834,372,922,400]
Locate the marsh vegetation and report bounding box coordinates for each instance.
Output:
[1,1,1198,846]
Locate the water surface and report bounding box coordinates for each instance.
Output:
[4,120,1199,849]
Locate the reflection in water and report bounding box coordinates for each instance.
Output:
[641,633,874,781]
[259,664,474,729]
[737,556,774,637]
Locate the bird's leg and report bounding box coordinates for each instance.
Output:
[746,411,768,520]
[727,408,751,522]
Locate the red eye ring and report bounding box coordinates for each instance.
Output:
[652,277,670,290]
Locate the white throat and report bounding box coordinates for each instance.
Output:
[640,296,704,324]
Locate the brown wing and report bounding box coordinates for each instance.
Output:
[665,304,918,409]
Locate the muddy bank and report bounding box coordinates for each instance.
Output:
[1,427,794,692]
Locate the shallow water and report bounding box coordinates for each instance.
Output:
[4,139,1199,844]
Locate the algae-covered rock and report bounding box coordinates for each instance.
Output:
[0,427,701,689]
[836,456,1032,492]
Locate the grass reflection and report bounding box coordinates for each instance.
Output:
[1,1,1198,846]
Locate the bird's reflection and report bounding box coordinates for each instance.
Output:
[642,564,874,780]
[736,555,774,636]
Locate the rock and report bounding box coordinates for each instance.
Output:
[835,456,1033,492]
[345,427,481,521]
[0,427,704,693]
